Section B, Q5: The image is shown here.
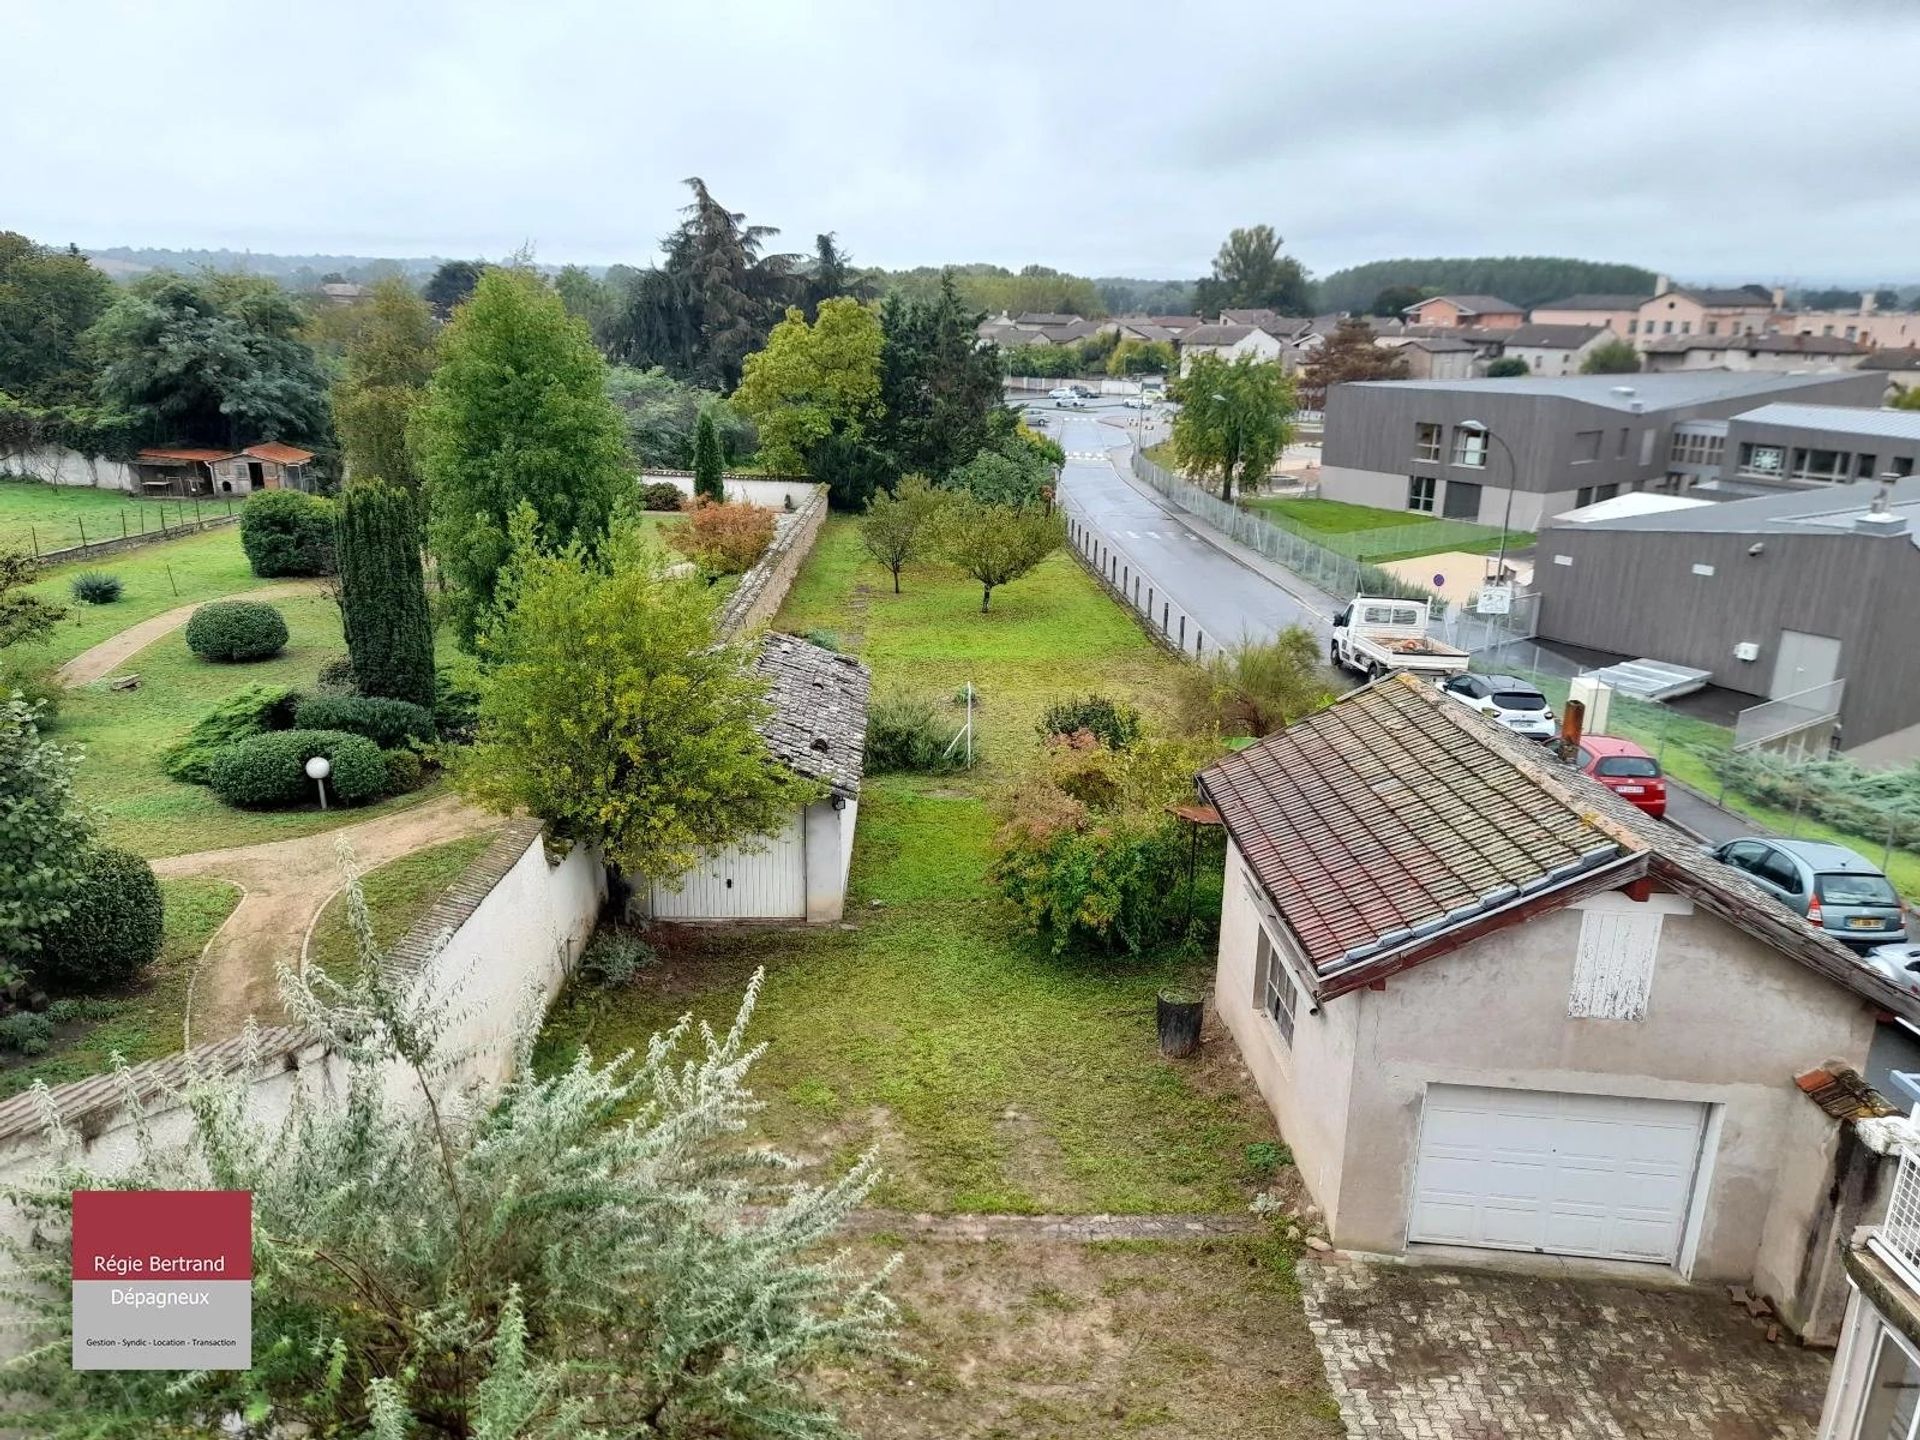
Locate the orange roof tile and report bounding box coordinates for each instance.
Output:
[240,443,314,465]
[137,447,231,464]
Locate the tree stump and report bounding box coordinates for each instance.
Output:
[1157,988,1203,1059]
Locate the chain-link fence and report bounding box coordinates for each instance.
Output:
[1731,680,1845,757]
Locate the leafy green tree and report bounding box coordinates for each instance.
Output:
[733,298,883,474]
[859,472,945,592]
[332,275,436,490]
[1580,338,1642,374]
[1799,287,1861,311]
[0,550,66,649]
[1316,257,1658,314]
[415,268,631,643]
[0,696,91,969]
[1298,318,1410,401]
[936,496,1064,612]
[422,258,486,317]
[1370,284,1429,316]
[0,887,897,1436]
[604,365,753,468]
[806,432,894,512]
[0,233,113,405]
[693,408,726,500]
[1486,356,1531,377]
[88,271,332,448]
[1095,276,1194,314]
[337,479,436,710]
[553,264,622,349]
[1192,224,1311,318]
[1106,338,1176,376]
[948,436,1051,508]
[1890,386,1920,412]
[877,272,1003,478]
[1177,626,1332,738]
[1168,353,1296,502]
[459,518,811,881]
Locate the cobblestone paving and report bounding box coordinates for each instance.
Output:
[1300,1257,1831,1439]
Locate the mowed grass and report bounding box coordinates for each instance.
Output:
[0,478,242,555]
[0,876,241,1098]
[305,834,498,982]
[53,591,447,858]
[1242,495,1536,562]
[537,520,1281,1215]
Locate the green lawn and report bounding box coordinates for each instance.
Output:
[52,591,450,858]
[0,876,241,1098]
[305,834,498,982]
[1242,495,1535,562]
[536,520,1281,1216]
[0,478,243,556]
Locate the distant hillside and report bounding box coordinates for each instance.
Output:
[1317,257,1659,314]
[84,247,454,284]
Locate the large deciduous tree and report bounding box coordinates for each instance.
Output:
[732,298,883,474]
[604,365,754,469]
[1168,353,1296,502]
[332,276,437,491]
[936,495,1064,613]
[336,479,435,710]
[1192,224,1312,319]
[0,233,113,406]
[1580,338,1642,374]
[1297,317,1410,405]
[876,272,1003,479]
[88,272,332,448]
[459,518,810,881]
[414,268,631,644]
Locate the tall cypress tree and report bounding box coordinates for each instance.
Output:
[337,479,435,710]
[693,409,726,501]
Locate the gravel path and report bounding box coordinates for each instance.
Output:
[56,581,324,687]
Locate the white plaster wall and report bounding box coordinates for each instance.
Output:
[647,475,818,512]
[1,446,136,491]
[1752,1089,1850,1333]
[803,799,849,923]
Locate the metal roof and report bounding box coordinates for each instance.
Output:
[1537,293,1652,311]
[1342,370,1877,410]
[1564,474,1920,534]
[1501,324,1610,349]
[1731,402,1920,440]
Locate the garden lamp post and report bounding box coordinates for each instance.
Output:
[1457,419,1519,582]
[306,754,331,811]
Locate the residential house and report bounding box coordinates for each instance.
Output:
[1178,322,1284,373]
[1626,277,1776,346]
[1784,293,1920,351]
[1111,318,1178,345]
[1399,324,1508,366]
[1530,293,1654,339]
[1815,1123,1920,1438]
[1200,674,1919,1335]
[1862,346,1920,398]
[1402,294,1525,330]
[129,443,316,497]
[1534,474,1920,762]
[1318,369,1885,529]
[1498,323,1619,377]
[1218,307,1287,331]
[1377,334,1478,381]
[647,634,869,924]
[318,282,365,305]
[1640,332,1868,374]
[1014,312,1081,328]
[1148,315,1203,336]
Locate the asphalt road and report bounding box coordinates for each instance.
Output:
[1037,400,1329,647]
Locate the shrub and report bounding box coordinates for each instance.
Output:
[1178,627,1333,739]
[802,628,842,653]
[162,683,301,784]
[383,748,425,795]
[0,1012,53,1056]
[1039,695,1142,751]
[1715,751,1920,849]
[34,845,164,988]
[581,929,656,988]
[294,694,436,749]
[239,489,337,577]
[0,659,62,720]
[208,729,388,809]
[640,480,686,512]
[69,572,122,604]
[44,996,119,1024]
[185,600,289,662]
[666,498,775,575]
[433,665,480,745]
[315,655,358,696]
[865,692,968,773]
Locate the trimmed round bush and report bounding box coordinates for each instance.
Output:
[36,845,164,988]
[640,480,686,512]
[383,748,424,795]
[294,694,436,749]
[208,729,388,809]
[239,490,337,577]
[70,572,123,604]
[315,655,358,696]
[185,600,289,663]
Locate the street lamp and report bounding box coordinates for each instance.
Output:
[306,754,332,811]
[1457,419,1519,582]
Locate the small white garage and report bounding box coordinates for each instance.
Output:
[648,633,869,925]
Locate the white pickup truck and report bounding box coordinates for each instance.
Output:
[1329,597,1471,680]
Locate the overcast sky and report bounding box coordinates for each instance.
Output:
[6,0,1919,283]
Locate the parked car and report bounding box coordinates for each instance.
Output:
[1705,838,1909,951]
[1122,396,1152,409]
[1069,384,1095,400]
[1863,942,1920,998]
[1437,672,1555,740]
[1330,597,1470,680]
[1572,736,1667,818]
[1048,386,1085,408]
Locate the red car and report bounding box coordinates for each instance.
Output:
[1574,736,1667,818]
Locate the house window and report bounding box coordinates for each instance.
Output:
[1833,1308,1920,1440]
[1628,319,1639,335]
[1896,457,1916,478]
[1450,427,1488,468]
[1706,320,1719,335]
[1739,443,1786,476]
[1596,482,1619,502]
[1572,429,1602,463]
[1255,926,1298,1046]
[1414,422,1442,462]
[1669,430,1725,467]
[1407,475,1436,512]
[1662,321,1674,334]
[1680,321,1692,335]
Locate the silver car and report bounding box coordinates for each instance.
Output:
[1708,838,1909,951]
[1438,673,1556,741]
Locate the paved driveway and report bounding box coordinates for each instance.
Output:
[1301,1257,1830,1439]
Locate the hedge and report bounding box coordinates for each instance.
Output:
[208,729,388,809]
[239,490,337,577]
[34,845,164,988]
[293,694,436,749]
[162,683,300,784]
[185,600,289,662]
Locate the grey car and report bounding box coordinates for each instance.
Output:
[1708,838,1909,951]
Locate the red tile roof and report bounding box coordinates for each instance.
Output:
[137,447,231,464]
[241,442,314,465]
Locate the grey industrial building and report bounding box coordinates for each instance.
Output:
[1533,477,1920,763]
[1319,370,1888,530]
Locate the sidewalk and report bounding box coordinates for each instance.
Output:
[1660,779,1766,847]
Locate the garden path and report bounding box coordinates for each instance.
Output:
[56,580,326,687]
[151,792,501,1046]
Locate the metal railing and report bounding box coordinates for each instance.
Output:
[1732,680,1846,757]
[1061,504,1217,659]
[1871,1142,1920,1297]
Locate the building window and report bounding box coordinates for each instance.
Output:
[1857,453,1877,480]
[1572,429,1602,463]
[1414,422,1442,462]
[1450,427,1488,468]
[1897,457,1916,478]
[1255,926,1298,1047]
[1846,325,1858,340]
[1789,448,1851,483]
[1628,319,1639,335]
[1680,321,1692,335]
[1669,430,1725,468]
[1575,486,1594,508]
[1706,320,1719,335]
[1639,429,1657,466]
[1739,442,1787,476]
[1596,482,1619,501]
[1662,321,1674,335]
[1407,475,1436,512]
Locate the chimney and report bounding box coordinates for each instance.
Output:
[1654,274,1672,298]
[1862,291,1879,317]
[1771,285,1787,311]
[1855,484,1910,536]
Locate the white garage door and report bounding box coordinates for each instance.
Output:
[649,813,807,920]
[1409,1085,1705,1264]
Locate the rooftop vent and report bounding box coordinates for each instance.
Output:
[1856,484,1911,536]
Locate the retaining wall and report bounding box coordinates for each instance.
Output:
[715,485,828,638]
[0,445,136,492]
[640,470,816,513]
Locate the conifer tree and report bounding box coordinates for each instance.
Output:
[337,478,435,709]
[693,407,726,501]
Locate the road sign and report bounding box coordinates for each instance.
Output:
[1432,572,1446,587]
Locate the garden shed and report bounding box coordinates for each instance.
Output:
[646,634,869,924]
